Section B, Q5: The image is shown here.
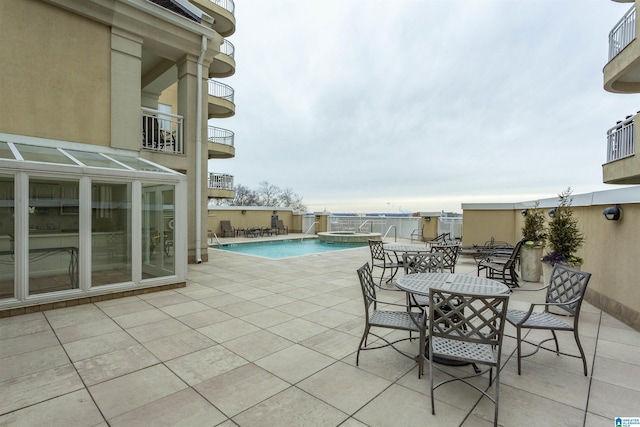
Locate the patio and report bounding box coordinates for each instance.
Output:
[0,235,638,426]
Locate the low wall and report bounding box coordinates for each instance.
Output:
[208,207,300,236]
[462,186,640,331]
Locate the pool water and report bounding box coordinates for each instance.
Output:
[212,238,367,259]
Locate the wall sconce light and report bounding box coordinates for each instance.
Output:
[521,209,528,217]
[273,210,277,215]
[603,205,622,221]
[548,208,556,218]
[424,216,431,221]
[241,210,247,214]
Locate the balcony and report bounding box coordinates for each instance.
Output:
[604,5,640,93]
[207,80,235,118]
[188,0,235,37]
[208,172,234,199]
[603,114,640,184]
[141,107,184,154]
[207,126,235,159]
[209,39,235,78]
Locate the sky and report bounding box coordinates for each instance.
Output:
[208,0,640,214]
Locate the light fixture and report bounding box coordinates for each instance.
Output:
[241,210,247,214]
[424,216,431,221]
[273,210,277,215]
[548,208,556,218]
[603,205,622,221]
[521,209,528,217]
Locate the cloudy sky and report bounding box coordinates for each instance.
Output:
[208,0,640,213]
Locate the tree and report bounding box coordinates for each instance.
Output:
[257,181,281,206]
[279,187,308,211]
[521,201,546,244]
[222,181,307,210]
[232,184,259,206]
[543,187,585,266]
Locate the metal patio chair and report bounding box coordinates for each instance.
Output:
[477,238,525,288]
[506,263,592,375]
[368,239,402,287]
[402,251,445,309]
[428,288,510,427]
[356,263,427,377]
[430,242,460,273]
[219,220,235,237]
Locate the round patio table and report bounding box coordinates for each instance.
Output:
[383,244,431,254]
[395,272,509,296]
[395,272,509,366]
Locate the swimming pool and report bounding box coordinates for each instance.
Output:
[212,238,367,259]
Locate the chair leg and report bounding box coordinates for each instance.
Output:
[429,353,436,415]
[494,367,500,427]
[516,327,522,375]
[574,329,588,376]
[356,326,370,366]
[551,330,560,355]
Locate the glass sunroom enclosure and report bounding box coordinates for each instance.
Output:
[0,136,187,312]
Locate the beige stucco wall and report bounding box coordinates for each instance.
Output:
[422,216,440,241]
[0,0,110,146]
[461,210,518,246]
[463,202,640,330]
[208,209,295,235]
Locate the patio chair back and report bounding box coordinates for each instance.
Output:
[546,264,591,316]
[428,288,509,426]
[220,220,234,237]
[403,252,444,274]
[357,262,378,312]
[430,243,460,273]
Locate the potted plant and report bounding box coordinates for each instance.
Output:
[520,201,546,282]
[541,187,585,283]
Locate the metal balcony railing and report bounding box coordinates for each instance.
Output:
[141,107,184,154]
[208,126,234,147]
[210,0,235,15]
[207,80,235,104]
[220,39,235,59]
[606,115,635,163]
[208,172,234,190]
[609,5,636,61]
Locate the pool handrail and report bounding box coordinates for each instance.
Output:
[382,225,397,242]
[301,222,319,241]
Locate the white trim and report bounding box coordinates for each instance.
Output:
[461,185,640,210]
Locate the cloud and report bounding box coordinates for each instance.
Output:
[211,0,640,213]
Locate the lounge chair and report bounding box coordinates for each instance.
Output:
[477,238,525,288]
[276,220,288,235]
[220,220,235,237]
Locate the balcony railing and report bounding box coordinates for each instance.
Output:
[141,107,184,154]
[209,172,234,190]
[208,126,234,147]
[609,5,636,61]
[207,80,234,104]
[210,0,235,15]
[220,39,235,59]
[607,116,636,162]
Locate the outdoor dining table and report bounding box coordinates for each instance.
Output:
[395,272,510,296]
[395,272,510,366]
[383,244,431,254]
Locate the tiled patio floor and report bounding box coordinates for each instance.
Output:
[1,235,639,426]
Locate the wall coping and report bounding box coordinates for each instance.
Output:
[461,185,640,211]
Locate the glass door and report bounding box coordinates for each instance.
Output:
[142,184,175,278]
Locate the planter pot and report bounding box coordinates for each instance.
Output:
[521,246,543,282]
